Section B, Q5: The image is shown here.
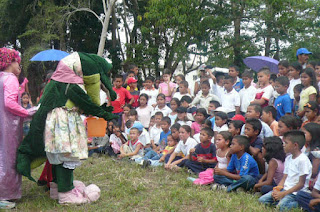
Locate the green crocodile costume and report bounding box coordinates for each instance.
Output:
[17,52,117,195]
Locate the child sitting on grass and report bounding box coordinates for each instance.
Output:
[185,128,217,174]
[180,96,197,121]
[254,137,285,195]
[165,125,197,170]
[259,130,312,211]
[191,108,208,136]
[119,127,144,160]
[297,170,320,211]
[215,131,232,170]
[213,111,229,137]
[213,135,259,192]
[244,118,265,174]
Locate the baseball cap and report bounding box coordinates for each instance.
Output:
[296,48,312,57]
[231,114,246,123]
[131,122,144,132]
[214,107,227,113]
[127,77,138,85]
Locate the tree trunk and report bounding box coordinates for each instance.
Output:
[232,1,244,67]
[97,0,117,56]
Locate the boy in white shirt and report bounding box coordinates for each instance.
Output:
[173,80,192,100]
[221,75,240,118]
[259,130,312,211]
[206,69,225,100]
[149,112,163,149]
[239,71,257,114]
[140,76,159,107]
[251,67,274,108]
[191,81,220,112]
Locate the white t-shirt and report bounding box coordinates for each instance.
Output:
[151,105,172,116]
[139,129,151,146]
[213,123,228,132]
[288,78,301,99]
[140,88,159,106]
[174,137,198,157]
[172,92,192,100]
[149,125,162,145]
[283,153,312,194]
[221,88,240,113]
[255,84,274,102]
[314,173,320,191]
[177,120,192,127]
[239,85,257,113]
[212,83,225,101]
[136,105,153,128]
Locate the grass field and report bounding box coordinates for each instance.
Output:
[15,156,303,211]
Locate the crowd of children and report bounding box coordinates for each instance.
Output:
[83,59,320,211]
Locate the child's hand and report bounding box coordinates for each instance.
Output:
[189,148,195,154]
[272,190,285,201]
[214,168,225,175]
[197,156,204,163]
[164,164,171,169]
[309,199,320,210]
[159,157,164,162]
[118,153,126,159]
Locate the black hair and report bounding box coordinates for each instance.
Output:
[209,100,221,108]
[154,111,164,117]
[242,71,253,79]
[171,123,181,131]
[127,70,135,76]
[263,136,286,163]
[196,108,208,119]
[308,61,317,69]
[304,101,319,112]
[289,62,303,74]
[114,74,123,80]
[180,96,192,104]
[278,60,289,68]
[233,135,250,153]
[150,115,155,120]
[301,68,319,94]
[203,119,212,128]
[157,93,166,100]
[145,76,155,82]
[229,65,240,72]
[163,68,171,76]
[161,116,171,125]
[224,75,234,82]
[216,73,225,84]
[21,92,30,98]
[245,118,262,134]
[139,93,149,101]
[215,111,228,121]
[275,76,289,87]
[258,66,271,76]
[283,130,305,149]
[170,98,181,107]
[270,73,277,82]
[201,127,214,138]
[175,74,185,81]
[125,120,133,129]
[123,103,132,110]
[200,80,210,88]
[128,64,138,71]
[128,109,138,116]
[262,106,277,120]
[180,125,192,134]
[168,134,179,143]
[179,80,189,88]
[279,115,300,130]
[303,123,320,151]
[293,84,303,93]
[248,103,262,116]
[229,120,244,130]
[218,131,233,147]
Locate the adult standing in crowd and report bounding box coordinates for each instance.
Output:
[0,48,36,209]
[296,48,312,69]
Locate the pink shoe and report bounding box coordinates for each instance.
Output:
[50,182,58,200]
[58,187,88,205]
[73,180,86,193]
[84,184,101,202]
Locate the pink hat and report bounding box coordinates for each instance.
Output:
[231,114,246,123]
[127,77,138,84]
[0,48,21,71]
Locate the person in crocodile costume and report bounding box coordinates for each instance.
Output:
[17,52,118,204]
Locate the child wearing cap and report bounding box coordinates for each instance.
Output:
[128,77,140,108]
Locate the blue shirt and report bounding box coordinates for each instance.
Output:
[227,152,259,177]
[159,130,171,146]
[250,136,263,150]
[208,116,215,130]
[274,93,292,121]
[233,78,244,92]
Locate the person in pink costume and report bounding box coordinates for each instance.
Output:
[0,47,36,209]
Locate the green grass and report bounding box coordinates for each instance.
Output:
[14,156,302,211]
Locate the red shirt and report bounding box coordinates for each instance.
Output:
[111,87,133,113]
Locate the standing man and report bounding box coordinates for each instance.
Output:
[296,48,312,69]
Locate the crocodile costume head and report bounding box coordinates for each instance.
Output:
[17,52,118,181]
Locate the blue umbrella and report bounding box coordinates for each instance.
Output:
[30,49,69,61]
[243,56,279,73]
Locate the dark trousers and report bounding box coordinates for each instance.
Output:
[52,164,74,192]
[214,174,257,192]
[184,160,216,173]
[296,191,320,212]
[165,154,185,167]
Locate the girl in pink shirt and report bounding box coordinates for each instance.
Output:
[159,69,176,104]
[191,108,207,136]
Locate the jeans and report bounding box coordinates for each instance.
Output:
[88,146,104,156]
[184,160,216,174]
[164,154,185,167]
[214,175,257,192]
[296,190,320,212]
[259,190,298,211]
[144,150,162,160]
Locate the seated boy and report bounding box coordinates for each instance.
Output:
[261,106,279,136]
[185,127,217,173]
[297,172,320,212]
[274,76,292,120]
[244,118,265,174]
[173,80,192,100]
[213,135,259,192]
[149,112,163,149]
[181,96,197,121]
[259,130,312,211]
[119,127,144,160]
